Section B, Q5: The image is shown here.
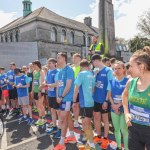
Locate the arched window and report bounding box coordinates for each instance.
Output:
[83,35,86,45]
[51,27,57,42]
[69,32,74,44]
[61,29,66,43]
[5,34,8,42]
[16,30,19,42]
[87,37,91,46]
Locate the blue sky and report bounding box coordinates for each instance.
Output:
[0,0,149,39]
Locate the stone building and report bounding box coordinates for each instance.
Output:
[0,0,99,67]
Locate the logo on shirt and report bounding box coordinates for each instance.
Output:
[101,74,106,77]
[95,80,103,88]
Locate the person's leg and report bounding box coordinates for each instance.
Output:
[102,113,109,138]
[93,112,102,136]
[73,102,79,127]
[120,113,128,150]
[111,112,121,149]
[59,111,69,145]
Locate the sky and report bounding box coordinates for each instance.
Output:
[0,0,149,40]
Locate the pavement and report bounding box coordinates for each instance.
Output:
[0,111,119,150]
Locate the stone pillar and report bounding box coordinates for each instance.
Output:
[2,34,6,42]
[99,0,115,56]
[12,31,16,42]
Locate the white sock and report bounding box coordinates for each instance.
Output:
[89,142,95,148]
[24,115,27,118]
[2,105,5,110]
[75,120,78,123]
[70,131,74,137]
[59,136,65,145]
[6,105,9,109]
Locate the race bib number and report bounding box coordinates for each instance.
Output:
[129,103,150,126]
[48,87,54,91]
[58,80,64,87]
[34,79,39,86]
[95,80,103,89]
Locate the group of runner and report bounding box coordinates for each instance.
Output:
[0,46,150,150]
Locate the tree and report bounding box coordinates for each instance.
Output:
[128,36,150,53]
[137,9,150,38]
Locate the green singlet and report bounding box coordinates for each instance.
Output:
[33,70,40,93]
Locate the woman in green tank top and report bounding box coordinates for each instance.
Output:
[122,48,150,150]
[32,60,46,125]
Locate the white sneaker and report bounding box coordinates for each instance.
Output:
[74,121,79,128]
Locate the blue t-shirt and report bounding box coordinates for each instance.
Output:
[108,77,128,112]
[0,73,8,90]
[75,70,95,108]
[7,70,15,90]
[57,65,74,102]
[46,69,58,97]
[93,66,113,103]
[15,74,30,97]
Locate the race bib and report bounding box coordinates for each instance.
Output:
[129,103,150,126]
[48,87,54,91]
[34,79,39,86]
[58,80,64,87]
[95,80,103,89]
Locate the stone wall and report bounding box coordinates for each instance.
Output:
[0,42,38,70]
[38,41,82,63]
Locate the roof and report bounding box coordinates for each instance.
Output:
[0,7,98,35]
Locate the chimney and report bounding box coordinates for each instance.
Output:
[84,17,92,27]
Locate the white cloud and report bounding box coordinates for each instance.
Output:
[0,11,17,28]
[74,0,150,40]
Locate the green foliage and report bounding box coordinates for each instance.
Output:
[128,36,150,53]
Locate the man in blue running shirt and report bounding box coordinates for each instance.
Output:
[53,53,76,150]
[91,54,113,150]
[7,62,18,113]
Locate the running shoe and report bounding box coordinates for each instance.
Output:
[93,136,102,144]
[19,116,28,123]
[64,136,76,144]
[52,144,66,150]
[35,119,44,126]
[28,118,34,125]
[46,127,58,135]
[53,129,61,139]
[100,138,109,149]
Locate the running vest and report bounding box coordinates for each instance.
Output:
[93,66,111,103]
[129,78,150,126]
[33,70,40,93]
[72,66,80,79]
[110,77,128,112]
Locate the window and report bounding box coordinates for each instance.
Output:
[61,29,66,43]
[16,30,19,42]
[87,37,91,46]
[69,32,74,44]
[51,27,57,42]
[10,32,13,42]
[83,35,86,45]
[5,35,7,42]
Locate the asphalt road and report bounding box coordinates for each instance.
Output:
[0,111,118,150]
